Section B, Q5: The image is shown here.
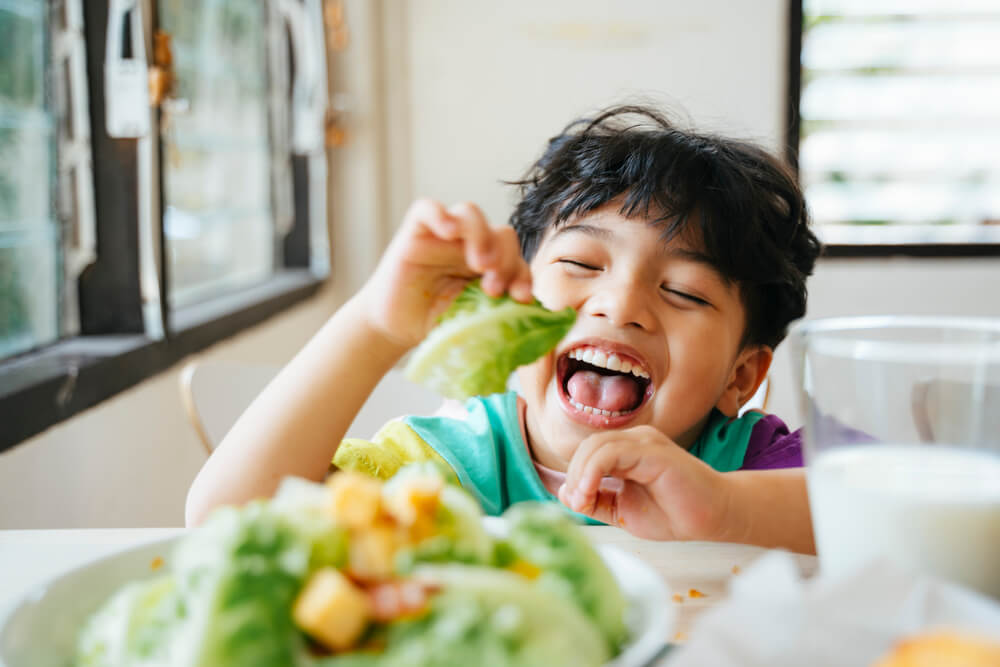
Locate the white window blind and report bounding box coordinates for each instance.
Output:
[800,0,1000,246]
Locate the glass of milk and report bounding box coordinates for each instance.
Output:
[790,316,1000,598]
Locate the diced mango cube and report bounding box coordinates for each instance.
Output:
[347,522,399,581]
[327,472,383,528]
[382,474,443,526]
[293,567,372,651]
[405,514,438,544]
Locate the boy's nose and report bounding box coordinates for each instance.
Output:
[583,282,656,331]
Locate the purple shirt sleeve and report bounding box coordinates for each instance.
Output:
[741,414,803,470]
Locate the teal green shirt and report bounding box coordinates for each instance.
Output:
[334,391,765,520]
[405,392,580,519]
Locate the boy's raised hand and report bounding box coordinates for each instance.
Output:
[557,426,734,541]
[359,199,533,350]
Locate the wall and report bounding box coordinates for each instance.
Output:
[386,0,789,226]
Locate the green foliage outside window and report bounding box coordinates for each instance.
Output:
[0,3,50,358]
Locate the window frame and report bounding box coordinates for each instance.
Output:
[789,0,1000,259]
[0,0,328,452]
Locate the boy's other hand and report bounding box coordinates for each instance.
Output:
[557,425,733,541]
[358,199,533,350]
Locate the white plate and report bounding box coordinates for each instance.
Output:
[0,531,673,667]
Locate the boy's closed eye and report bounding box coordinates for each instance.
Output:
[661,286,712,307]
[557,258,601,273]
[558,257,714,307]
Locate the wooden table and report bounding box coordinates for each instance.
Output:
[585,527,817,641]
[0,527,816,655]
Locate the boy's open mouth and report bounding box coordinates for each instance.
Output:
[557,344,652,421]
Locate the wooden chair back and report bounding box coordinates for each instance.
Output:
[179,359,444,455]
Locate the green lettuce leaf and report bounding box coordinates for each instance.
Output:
[318,565,609,667]
[404,282,575,400]
[75,485,347,667]
[504,503,629,653]
[169,500,346,667]
[75,575,181,667]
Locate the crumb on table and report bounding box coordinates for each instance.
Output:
[731,564,741,574]
[688,588,706,598]
[150,556,164,571]
[672,593,684,603]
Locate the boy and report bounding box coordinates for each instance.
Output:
[186,106,822,553]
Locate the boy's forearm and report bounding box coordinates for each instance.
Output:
[717,468,816,554]
[185,295,410,526]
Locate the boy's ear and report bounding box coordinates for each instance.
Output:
[716,345,773,418]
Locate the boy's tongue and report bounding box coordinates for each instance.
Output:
[566,369,641,413]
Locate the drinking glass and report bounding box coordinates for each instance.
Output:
[790,316,1000,597]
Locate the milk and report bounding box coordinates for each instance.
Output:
[808,444,1000,597]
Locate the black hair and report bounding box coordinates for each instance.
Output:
[508,105,822,349]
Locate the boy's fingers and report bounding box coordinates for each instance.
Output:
[558,481,597,516]
[480,270,504,297]
[404,199,489,266]
[445,206,530,300]
[509,264,534,303]
[558,481,620,524]
[565,433,670,511]
[563,433,622,512]
[402,200,529,298]
[563,434,606,496]
[577,441,645,496]
[446,202,494,272]
[405,198,455,237]
[585,489,623,526]
[483,227,530,297]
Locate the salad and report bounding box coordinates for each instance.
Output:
[75,464,628,667]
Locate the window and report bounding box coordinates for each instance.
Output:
[0,0,60,359]
[795,0,1000,254]
[0,0,333,451]
[160,2,277,307]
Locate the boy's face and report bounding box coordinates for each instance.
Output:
[517,202,766,469]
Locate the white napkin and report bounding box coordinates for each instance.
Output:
[665,552,1000,667]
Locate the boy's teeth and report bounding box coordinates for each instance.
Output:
[569,347,649,379]
[569,399,623,417]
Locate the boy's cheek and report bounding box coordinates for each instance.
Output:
[527,260,568,312]
[516,356,551,396]
[537,289,579,319]
[529,281,559,312]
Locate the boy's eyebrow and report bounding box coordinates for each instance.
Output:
[551,223,615,241]
[553,223,729,281]
[663,246,715,266]
[663,246,733,284]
